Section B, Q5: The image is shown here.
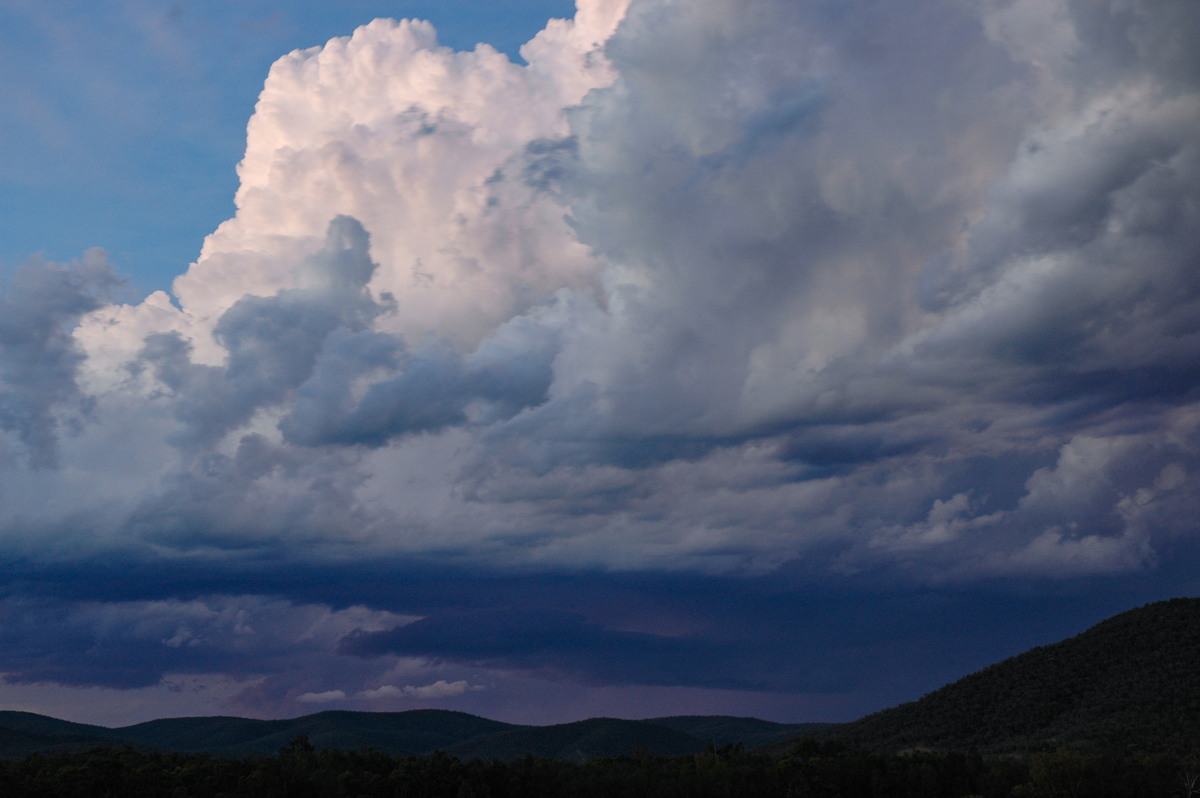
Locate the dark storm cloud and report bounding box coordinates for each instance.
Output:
[0,251,117,467]
[2,0,1200,725]
[0,590,413,692]
[0,595,320,689]
[341,608,762,690]
[0,555,836,693]
[139,216,388,450]
[336,570,1181,697]
[281,308,558,448]
[1,537,1197,714]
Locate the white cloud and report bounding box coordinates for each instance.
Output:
[402,680,479,699]
[3,0,1199,584]
[169,3,625,354]
[298,689,346,703]
[355,680,479,701]
[355,684,406,700]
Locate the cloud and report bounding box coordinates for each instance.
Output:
[0,250,117,467]
[339,607,856,692]
[298,689,346,703]
[403,680,478,699]
[0,594,415,691]
[355,685,407,701]
[277,293,562,449]
[12,0,1194,580]
[166,10,622,348]
[357,680,480,700]
[3,0,1189,582]
[137,215,388,451]
[1,0,1200,723]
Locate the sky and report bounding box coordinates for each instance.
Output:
[0,0,1198,728]
[0,0,576,293]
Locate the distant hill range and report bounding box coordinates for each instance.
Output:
[811,596,1200,755]
[3,597,1197,761]
[0,708,825,761]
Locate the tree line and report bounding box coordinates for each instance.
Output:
[0,735,1197,797]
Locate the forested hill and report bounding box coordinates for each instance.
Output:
[0,708,823,760]
[817,597,1200,754]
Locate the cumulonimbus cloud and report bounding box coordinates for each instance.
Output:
[8,0,1197,580]
[0,0,1198,717]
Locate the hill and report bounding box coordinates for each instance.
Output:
[445,717,706,762]
[812,596,1200,754]
[117,709,518,756]
[0,708,817,761]
[647,716,831,748]
[0,711,124,758]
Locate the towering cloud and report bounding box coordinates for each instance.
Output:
[1,0,1198,723]
[173,4,627,347]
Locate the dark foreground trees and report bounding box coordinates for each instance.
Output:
[0,737,1191,797]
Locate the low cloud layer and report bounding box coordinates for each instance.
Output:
[1,0,1199,723]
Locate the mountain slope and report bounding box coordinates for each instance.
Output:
[0,711,126,758]
[818,597,1200,754]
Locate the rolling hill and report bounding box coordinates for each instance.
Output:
[0,711,122,758]
[444,717,705,762]
[811,596,1200,754]
[117,709,518,756]
[0,708,821,761]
